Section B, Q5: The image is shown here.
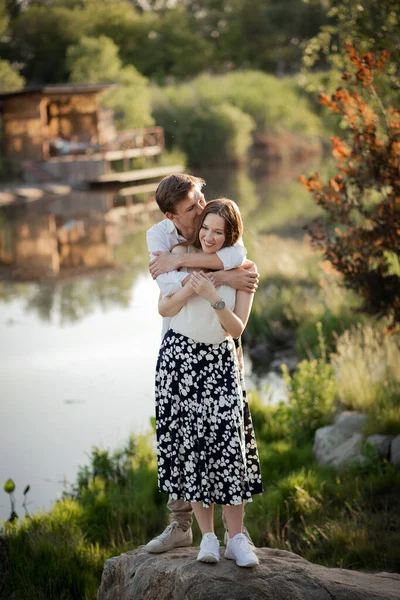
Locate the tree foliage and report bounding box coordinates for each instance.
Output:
[1,0,330,85]
[0,58,24,91]
[300,44,400,327]
[303,0,400,101]
[67,35,154,129]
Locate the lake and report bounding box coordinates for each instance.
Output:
[0,160,321,521]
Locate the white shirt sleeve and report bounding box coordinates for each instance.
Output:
[146,223,188,297]
[216,241,247,270]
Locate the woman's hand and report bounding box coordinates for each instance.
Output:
[190,271,220,304]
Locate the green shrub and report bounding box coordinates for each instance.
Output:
[248,391,290,443]
[2,434,166,600]
[152,70,325,165]
[282,324,337,442]
[152,85,254,166]
[189,71,324,137]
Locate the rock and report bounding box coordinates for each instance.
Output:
[98,546,400,600]
[313,411,368,467]
[390,435,400,467]
[248,343,272,364]
[365,435,394,460]
[334,411,368,432]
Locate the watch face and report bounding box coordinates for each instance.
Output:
[213,299,226,310]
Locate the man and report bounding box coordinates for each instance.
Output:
[146,173,258,553]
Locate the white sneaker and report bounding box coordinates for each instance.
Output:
[223,525,255,548]
[146,521,193,553]
[197,532,220,563]
[225,533,259,567]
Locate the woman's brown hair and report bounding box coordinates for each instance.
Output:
[192,198,243,250]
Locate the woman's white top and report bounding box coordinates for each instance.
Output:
[169,248,236,344]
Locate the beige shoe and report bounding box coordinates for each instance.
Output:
[224,525,255,548]
[146,521,193,553]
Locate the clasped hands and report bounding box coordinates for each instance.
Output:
[185,271,220,304]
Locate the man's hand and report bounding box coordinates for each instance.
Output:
[208,261,259,293]
[149,251,181,279]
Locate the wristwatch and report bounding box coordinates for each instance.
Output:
[210,298,226,310]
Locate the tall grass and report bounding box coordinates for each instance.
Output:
[331,325,400,435]
[246,234,363,358]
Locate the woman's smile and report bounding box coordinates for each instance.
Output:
[199,213,226,253]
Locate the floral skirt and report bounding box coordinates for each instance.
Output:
[155,329,263,507]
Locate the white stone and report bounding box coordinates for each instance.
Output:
[313,410,368,467]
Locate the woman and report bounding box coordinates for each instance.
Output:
[155,199,263,567]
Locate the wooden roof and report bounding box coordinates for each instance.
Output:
[0,83,117,101]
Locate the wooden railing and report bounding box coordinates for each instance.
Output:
[47,127,164,158]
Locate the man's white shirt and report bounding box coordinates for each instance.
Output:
[146,218,247,338]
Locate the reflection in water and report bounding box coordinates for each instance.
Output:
[0,159,325,321]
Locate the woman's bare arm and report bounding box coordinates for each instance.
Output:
[189,265,257,338]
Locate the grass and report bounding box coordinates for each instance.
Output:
[246,234,364,359]
[244,394,400,571]
[331,325,400,435]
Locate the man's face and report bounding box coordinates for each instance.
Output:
[167,185,206,237]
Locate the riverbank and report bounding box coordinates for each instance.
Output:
[2,383,400,599]
[1,161,399,599]
[2,229,400,599]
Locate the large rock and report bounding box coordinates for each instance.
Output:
[334,411,368,432]
[391,435,400,467]
[98,546,400,600]
[366,434,394,460]
[313,411,368,468]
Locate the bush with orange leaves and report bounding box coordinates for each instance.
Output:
[299,43,400,328]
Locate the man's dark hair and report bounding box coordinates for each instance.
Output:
[155,173,206,214]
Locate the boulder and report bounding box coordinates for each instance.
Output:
[365,434,394,460]
[313,412,368,467]
[390,435,400,467]
[334,411,368,432]
[98,546,400,600]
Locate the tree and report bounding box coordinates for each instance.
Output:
[303,0,400,102]
[67,36,154,128]
[6,6,85,82]
[300,44,400,327]
[66,35,122,83]
[0,57,24,90]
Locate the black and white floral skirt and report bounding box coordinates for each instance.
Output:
[155,329,263,507]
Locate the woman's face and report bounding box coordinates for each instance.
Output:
[199,213,226,253]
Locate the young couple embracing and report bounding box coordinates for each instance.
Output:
[145,174,263,568]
